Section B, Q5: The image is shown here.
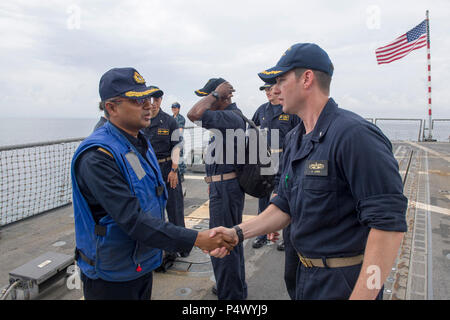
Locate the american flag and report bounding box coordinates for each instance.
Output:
[376,20,428,65]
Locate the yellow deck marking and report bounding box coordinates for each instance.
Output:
[186,200,255,222]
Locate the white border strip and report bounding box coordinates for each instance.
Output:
[425,150,434,300]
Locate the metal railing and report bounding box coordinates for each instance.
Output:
[0,138,83,226]
[0,119,447,227]
[374,118,423,142]
[430,119,450,142]
[0,126,211,227]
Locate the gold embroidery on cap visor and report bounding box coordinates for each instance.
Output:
[196,90,209,96]
[133,71,146,84]
[260,70,283,75]
[124,87,160,98]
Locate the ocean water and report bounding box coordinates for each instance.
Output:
[0,117,449,148]
[0,117,448,226]
[0,118,99,147]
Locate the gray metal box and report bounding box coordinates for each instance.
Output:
[8,251,74,299]
[9,252,74,284]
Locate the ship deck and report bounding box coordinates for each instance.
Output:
[0,141,449,300]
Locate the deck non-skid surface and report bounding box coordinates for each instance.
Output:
[0,142,448,300]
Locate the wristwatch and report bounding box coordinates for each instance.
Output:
[211,91,220,101]
[233,225,244,244]
[171,167,178,173]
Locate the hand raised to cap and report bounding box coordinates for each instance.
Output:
[194,229,236,253]
[215,81,235,101]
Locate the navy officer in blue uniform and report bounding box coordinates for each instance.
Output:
[251,82,300,300]
[72,68,234,300]
[142,87,190,267]
[187,78,247,300]
[171,102,187,182]
[209,43,408,300]
[251,82,299,250]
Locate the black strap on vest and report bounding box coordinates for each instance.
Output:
[74,248,95,267]
[74,224,106,266]
[231,109,272,158]
[94,225,106,237]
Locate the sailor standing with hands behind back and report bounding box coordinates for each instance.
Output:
[171,102,187,182]
[142,88,190,272]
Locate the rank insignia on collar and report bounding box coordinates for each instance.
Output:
[279,114,289,121]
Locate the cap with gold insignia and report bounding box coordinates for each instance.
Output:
[258,43,333,84]
[99,67,163,101]
[147,85,164,99]
[194,78,226,97]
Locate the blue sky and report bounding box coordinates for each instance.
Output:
[0,0,449,126]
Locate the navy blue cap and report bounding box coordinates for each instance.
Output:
[99,67,162,101]
[148,85,164,98]
[258,43,333,84]
[259,83,272,91]
[171,102,181,108]
[195,78,226,97]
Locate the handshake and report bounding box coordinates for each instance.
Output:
[194,226,280,258]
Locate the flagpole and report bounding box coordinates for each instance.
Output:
[425,10,435,141]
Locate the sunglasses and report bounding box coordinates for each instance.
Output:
[109,97,156,106]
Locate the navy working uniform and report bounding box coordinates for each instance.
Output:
[252,95,300,299]
[269,98,408,299]
[142,94,189,260]
[194,78,247,300]
[72,67,197,300]
[259,43,408,300]
[251,91,300,239]
[252,89,300,299]
[172,102,187,179]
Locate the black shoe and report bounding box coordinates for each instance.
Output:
[212,284,217,296]
[277,240,285,251]
[154,253,177,273]
[179,251,190,258]
[252,238,267,249]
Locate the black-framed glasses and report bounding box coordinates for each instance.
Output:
[108,97,155,106]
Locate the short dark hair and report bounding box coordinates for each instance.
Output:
[294,66,333,95]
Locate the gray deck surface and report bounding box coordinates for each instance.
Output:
[0,142,448,300]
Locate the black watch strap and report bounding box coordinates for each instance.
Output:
[211,91,220,100]
[233,225,244,244]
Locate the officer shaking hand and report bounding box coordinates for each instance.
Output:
[208,43,408,300]
[72,68,235,300]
